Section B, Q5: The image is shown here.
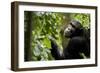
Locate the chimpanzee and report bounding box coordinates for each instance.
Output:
[49,20,90,60]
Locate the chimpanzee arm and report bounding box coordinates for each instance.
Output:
[49,36,64,60]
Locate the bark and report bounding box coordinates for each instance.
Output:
[24,11,33,61]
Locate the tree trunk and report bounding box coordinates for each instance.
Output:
[24,11,33,61]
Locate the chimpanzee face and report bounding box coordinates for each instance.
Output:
[64,24,75,37]
[63,20,82,38]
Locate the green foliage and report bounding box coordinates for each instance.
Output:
[30,12,63,61]
[71,13,90,28]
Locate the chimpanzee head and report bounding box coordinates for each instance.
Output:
[64,20,83,38]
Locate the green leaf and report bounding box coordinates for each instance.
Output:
[33,46,40,56]
[42,37,51,48]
